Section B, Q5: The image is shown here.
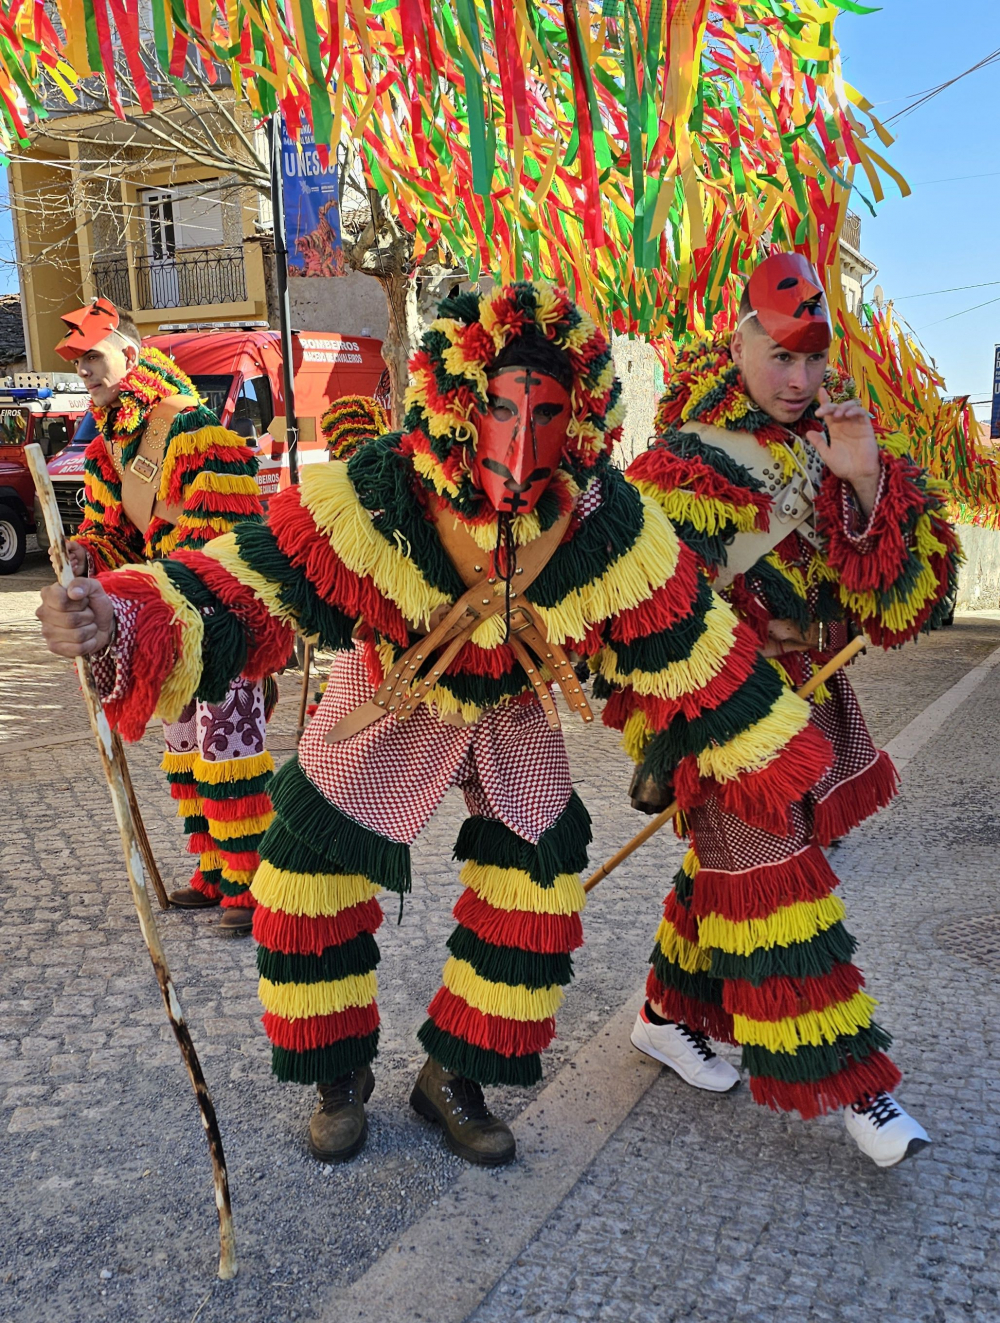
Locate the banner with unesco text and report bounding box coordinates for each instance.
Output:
[280,120,346,278]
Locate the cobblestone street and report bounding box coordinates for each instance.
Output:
[2,543,999,1323]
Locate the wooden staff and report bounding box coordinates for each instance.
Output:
[111,730,170,910]
[296,640,313,744]
[26,444,237,1281]
[583,633,868,894]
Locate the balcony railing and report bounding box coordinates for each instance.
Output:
[841,211,862,251]
[91,257,133,311]
[134,246,247,310]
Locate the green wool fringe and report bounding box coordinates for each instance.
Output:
[235,522,356,650]
[164,768,196,786]
[196,770,273,800]
[256,932,381,985]
[268,758,411,893]
[672,864,694,908]
[182,814,210,837]
[211,829,267,855]
[271,1030,379,1085]
[741,1023,893,1085]
[201,867,225,890]
[218,876,251,898]
[529,467,642,608]
[708,921,858,986]
[447,925,573,990]
[649,945,724,1006]
[165,402,222,441]
[160,559,248,702]
[417,1020,542,1088]
[453,791,591,887]
[610,575,712,673]
[638,653,782,780]
[745,560,812,634]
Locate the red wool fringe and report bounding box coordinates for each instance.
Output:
[198,791,274,821]
[813,750,899,846]
[452,889,584,954]
[725,580,771,649]
[188,831,214,854]
[269,485,410,645]
[100,569,182,741]
[749,1051,902,1120]
[215,847,262,871]
[645,972,737,1046]
[448,640,517,678]
[221,890,255,910]
[816,457,925,595]
[610,539,701,643]
[689,843,839,923]
[723,963,866,1022]
[185,489,262,518]
[263,1002,380,1051]
[172,549,295,678]
[426,987,556,1056]
[189,867,221,900]
[661,889,701,944]
[253,898,385,955]
[628,449,768,525]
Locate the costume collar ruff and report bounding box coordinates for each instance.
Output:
[92,348,198,454]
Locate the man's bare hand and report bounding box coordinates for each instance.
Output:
[805,387,881,516]
[53,539,89,578]
[36,577,115,658]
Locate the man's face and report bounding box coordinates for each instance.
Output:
[472,366,571,515]
[75,336,136,408]
[731,325,828,425]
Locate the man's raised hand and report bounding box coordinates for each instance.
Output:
[36,577,116,658]
[806,387,881,516]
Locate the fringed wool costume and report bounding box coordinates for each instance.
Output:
[75,348,276,915]
[624,333,959,1116]
[88,282,837,1100]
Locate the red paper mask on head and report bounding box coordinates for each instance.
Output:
[745,253,832,353]
[55,297,120,362]
[472,366,572,515]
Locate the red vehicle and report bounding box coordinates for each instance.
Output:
[0,376,91,572]
[47,325,386,528]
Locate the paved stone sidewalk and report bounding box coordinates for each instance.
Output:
[0,593,998,1322]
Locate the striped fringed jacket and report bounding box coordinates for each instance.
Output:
[76,348,264,570]
[627,336,960,657]
[95,433,837,836]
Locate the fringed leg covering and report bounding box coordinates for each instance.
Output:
[161,747,222,901]
[419,792,591,1087]
[251,757,394,1084]
[645,848,735,1045]
[688,801,901,1119]
[196,751,275,910]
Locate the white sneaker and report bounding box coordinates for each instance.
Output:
[844,1092,931,1168]
[630,1005,741,1093]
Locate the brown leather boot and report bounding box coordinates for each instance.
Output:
[308,1066,375,1163]
[218,908,254,938]
[168,887,220,909]
[410,1056,515,1167]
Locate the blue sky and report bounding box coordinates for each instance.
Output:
[0,3,995,405]
[838,0,999,406]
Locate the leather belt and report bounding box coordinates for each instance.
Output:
[325,504,594,742]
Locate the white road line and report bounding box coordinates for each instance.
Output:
[883,641,1000,770]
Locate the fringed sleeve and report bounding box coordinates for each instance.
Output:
[814,441,960,647]
[594,491,832,836]
[626,427,771,572]
[149,404,265,556]
[76,436,146,569]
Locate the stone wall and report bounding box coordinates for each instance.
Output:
[955,524,1000,610]
[289,271,388,338]
[610,333,662,468]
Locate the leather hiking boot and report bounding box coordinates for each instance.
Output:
[217,908,254,938]
[308,1066,375,1163]
[168,887,220,909]
[410,1056,515,1167]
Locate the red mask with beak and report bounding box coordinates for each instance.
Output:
[745,252,832,353]
[472,366,572,515]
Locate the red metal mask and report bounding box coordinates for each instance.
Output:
[746,253,832,353]
[472,366,572,515]
[55,297,121,362]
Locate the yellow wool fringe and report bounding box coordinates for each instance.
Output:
[201,849,225,872]
[161,749,196,774]
[301,463,449,631]
[461,861,586,916]
[698,895,847,956]
[193,751,274,784]
[202,812,275,841]
[599,596,738,699]
[654,917,712,974]
[85,472,118,513]
[258,971,378,1019]
[733,991,879,1054]
[157,425,246,501]
[202,533,302,632]
[533,496,680,646]
[126,562,204,723]
[222,866,255,887]
[632,481,761,537]
[696,687,811,783]
[622,707,654,763]
[839,513,947,635]
[250,861,380,917]
[442,957,564,1022]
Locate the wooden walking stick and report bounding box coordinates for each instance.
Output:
[111,730,170,910]
[583,633,868,894]
[26,445,237,1281]
[296,640,313,743]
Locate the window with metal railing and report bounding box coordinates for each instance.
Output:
[133,246,247,310]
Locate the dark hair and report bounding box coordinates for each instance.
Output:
[489,327,574,391]
[111,310,141,351]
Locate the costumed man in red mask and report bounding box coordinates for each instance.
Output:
[40,281,849,1167]
[50,299,276,938]
[625,253,959,1167]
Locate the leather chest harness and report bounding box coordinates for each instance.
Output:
[325,505,595,743]
[102,395,187,533]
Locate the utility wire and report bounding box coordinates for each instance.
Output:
[918,295,1000,331]
[909,169,1000,188]
[895,280,1000,302]
[884,47,1000,126]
